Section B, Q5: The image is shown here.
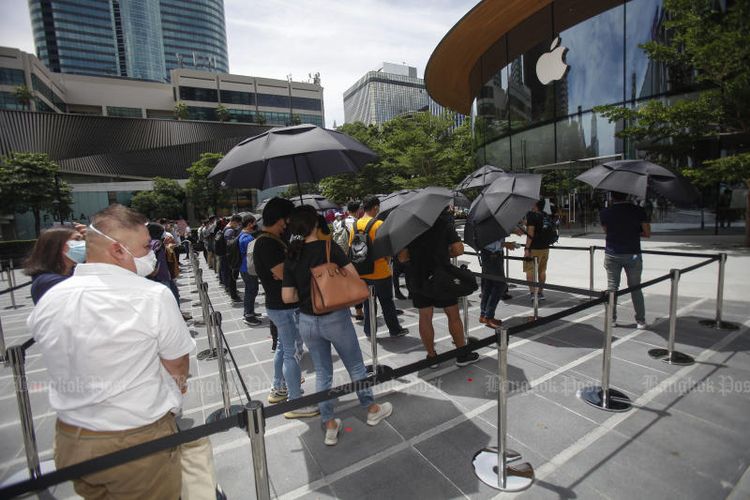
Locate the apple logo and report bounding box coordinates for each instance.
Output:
[536,36,569,85]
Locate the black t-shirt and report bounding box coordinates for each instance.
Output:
[600,203,648,254]
[282,240,350,316]
[525,211,548,250]
[406,212,460,289]
[253,233,297,310]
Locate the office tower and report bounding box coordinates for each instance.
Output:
[29,0,229,81]
[343,62,428,125]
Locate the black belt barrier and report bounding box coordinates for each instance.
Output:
[0,281,32,296]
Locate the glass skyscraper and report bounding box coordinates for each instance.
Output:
[343,63,428,125]
[29,0,229,81]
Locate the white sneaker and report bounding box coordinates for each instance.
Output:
[366,402,393,426]
[283,405,320,419]
[636,322,648,330]
[324,418,342,446]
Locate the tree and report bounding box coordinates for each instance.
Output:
[279,182,319,200]
[215,104,230,122]
[186,153,228,217]
[255,113,267,125]
[14,85,33,111]
[0,153,73,236]
[174,101,189,120]
[291,114,302,125]
[130,177,185,220]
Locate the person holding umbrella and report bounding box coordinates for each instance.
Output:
[398,207,479,369]
[599,191,651,328]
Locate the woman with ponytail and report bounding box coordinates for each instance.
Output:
[282,205,393,446]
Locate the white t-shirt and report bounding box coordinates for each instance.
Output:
[27,263,196,431]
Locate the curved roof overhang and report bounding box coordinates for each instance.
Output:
[425,0,623,115]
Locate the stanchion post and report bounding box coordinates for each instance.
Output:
[649,269,694,365]
[578,290,632,412]
[197,282,222,360]
[532,256,539,320]
[245,401,271,500]
[368,286,378,373]
[9,258,15,287]
[699,253,739,330]
[462,294,470,344]
[207,311,244,422]
[7,268,17,309]
[588,246,595,293]
[0,317,6,365]
[471,327,534,491]
[504,247,511,285]
[8,346,41,479]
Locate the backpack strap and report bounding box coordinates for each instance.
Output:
[363,217,378,238]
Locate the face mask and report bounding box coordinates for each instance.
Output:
[88,224,157,277]
[65,240,86,264]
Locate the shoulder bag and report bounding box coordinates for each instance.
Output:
[311,240,370,314]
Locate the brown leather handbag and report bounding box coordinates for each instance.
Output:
[311,240,370,314]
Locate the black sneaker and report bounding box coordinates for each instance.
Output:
[389,328,409,338]
[243,316,261,326]
[456,351,479,367]
[426,353,439,369]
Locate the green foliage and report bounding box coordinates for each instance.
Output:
[683,153,750,187]
[130,177,185,219]
[279,183,319,200]
[291,114,302,125]
[215,104,229,122]
[0,152,73,236]
[174,101,188,120]
[14,85,32,110]
[186,153,227,217]
[256,113,267,125]
[319,113,475,202]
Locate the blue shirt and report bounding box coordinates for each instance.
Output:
[483,239,505,253]
[600,202,648,254]
[31,272,70,304]
[238,231,254,273]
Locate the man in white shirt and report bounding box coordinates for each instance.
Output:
[27,204,195,500]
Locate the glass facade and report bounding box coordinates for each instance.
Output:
[0,92,24,111]
[475,0,671,170]
[31,74,66,111]
[0,68,26,86]
[160,0,229,77]
[107,106,142,117]
[343,69,429,125]
[29,0,229,81]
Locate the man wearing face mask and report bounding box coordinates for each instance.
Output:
[27,204,196,499]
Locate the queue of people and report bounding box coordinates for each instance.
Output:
[17,188,652,498]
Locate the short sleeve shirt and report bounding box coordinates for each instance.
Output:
[253,233,297,310]
[27,263,195,431]
[407,212,460,288]
[600,203,648,254]
[30,272,70,304]
[525,211,548,250]
[283,241,350,316]
[238,231,254,273]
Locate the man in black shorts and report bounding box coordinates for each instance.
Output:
[399,209,479,368]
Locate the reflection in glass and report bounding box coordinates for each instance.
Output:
[511,121,555,169]
[626,0,667,100]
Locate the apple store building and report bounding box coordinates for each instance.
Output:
[426,0,675,173]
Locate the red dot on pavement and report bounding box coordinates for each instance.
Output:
[467,378,473,382]
[344,427,353,433]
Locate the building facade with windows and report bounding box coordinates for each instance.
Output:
[28,0,228,82]
[343,62,428,125]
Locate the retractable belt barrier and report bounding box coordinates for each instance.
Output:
[0,245,732,498]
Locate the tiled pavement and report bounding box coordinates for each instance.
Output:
[0,235,748,499]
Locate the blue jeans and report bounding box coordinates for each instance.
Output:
[266,308,303,400]
[480,251,507,319]
[240,271,259,317]
[363,277,402,336]
[604,253,646,323]
[298,308,374,424]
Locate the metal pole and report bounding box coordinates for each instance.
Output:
[578,290,632,412]
[9,258,15,287]
[504,247,510,284]
[462,294,470,345]
[0,317,6,365]
[497,326,508,489]
[7,269,16,309]
[368,286,378,373]
[245,401,271,500]
[699,253,738,330]
[649,269,694,365]
[588,246,595,293]
[532,257,539,320]
[207,312,244,422]
[8,346,41,479]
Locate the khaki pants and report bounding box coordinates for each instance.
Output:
[55,413,181,500]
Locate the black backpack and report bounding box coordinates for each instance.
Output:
[348,218,378,275]
[536,212,559,247]
[226,230,242,269]
[214,228,227,256]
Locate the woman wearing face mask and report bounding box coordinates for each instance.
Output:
[24,227,86,304]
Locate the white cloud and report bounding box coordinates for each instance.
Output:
[0,0,478,127]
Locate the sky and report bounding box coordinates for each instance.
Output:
[0,0,479,128]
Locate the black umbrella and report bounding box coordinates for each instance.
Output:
[371,187,454,259]
[377,189,418,218]
[456,164,506,191]
[207,124,377,201]
[291,194,338,210]
[575,159,699,206]
[463,174,541,249]
[452,190,471,208]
